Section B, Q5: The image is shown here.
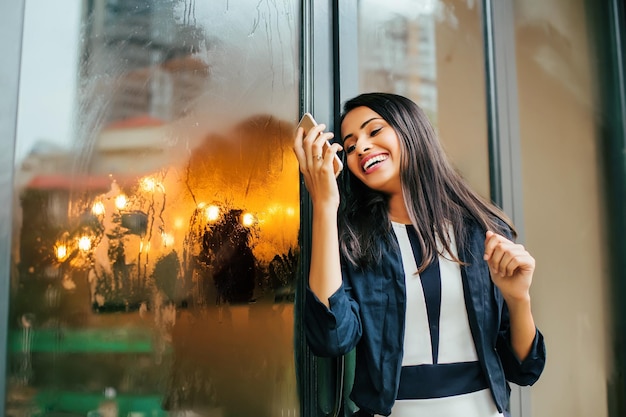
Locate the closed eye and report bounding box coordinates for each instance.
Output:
[345,143,357,154]
[371,127,382,136]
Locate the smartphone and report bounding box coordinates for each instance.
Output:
[297,112,343,176]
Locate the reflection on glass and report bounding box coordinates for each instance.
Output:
[358,0,491,199]
[359,0,439,122]
[8,1,299,417]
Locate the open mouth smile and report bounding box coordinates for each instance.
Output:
[361,153,389,172]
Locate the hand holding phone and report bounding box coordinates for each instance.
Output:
[297,113,343,176]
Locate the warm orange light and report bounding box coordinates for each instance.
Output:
[115,194,127,210]
[241,212,255,227]
[286,207,295,217]
[92,201,105,216]
[140,177,157,192]
[161,232,174,247]
[140,176,164,193]
[56,245,68,261]
[205,205,220,223]
[174,217,185,229]
[78,236,92,252]
[140,241,151,253]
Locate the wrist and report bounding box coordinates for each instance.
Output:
[313,203,339,219]
[504,293,532,312]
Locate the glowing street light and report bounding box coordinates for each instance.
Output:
[78,236,92,252]
[115,194,127,210]
[241,212,256,227]
[140,176,157,193]
[56,245,68,261]
[205,205,220,223]
[92,201,105,216]
[140,176,164,193]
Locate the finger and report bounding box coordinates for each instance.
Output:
[483,231,513,260]
[305,126,333,168]
[491,243,532,277]
[302,123,326,147]
[299,124,322,169]
[483,231,504,262]
[503,256,523,277]
[483,230,498,260]
[488,248,506,275]
[327,142,343,157]
[312,134,336,169]
[293,127,308,171]
[319,137,341,164]
[485,236,515,275]
[313,131,335,150]
[504,252,535,276]
[494,251,517,276]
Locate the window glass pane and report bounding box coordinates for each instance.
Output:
[8,1,300,416]
[514,1,611,416]
[358,0,490,198]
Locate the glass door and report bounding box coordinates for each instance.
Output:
[7,1,301,416]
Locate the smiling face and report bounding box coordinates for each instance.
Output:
[341,106,403,196]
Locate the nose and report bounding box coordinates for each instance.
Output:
[356,138,372,155]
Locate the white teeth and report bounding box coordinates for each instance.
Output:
[363,154,388,171]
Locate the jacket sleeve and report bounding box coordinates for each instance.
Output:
[496,301,547,386]
[303,275,363,357]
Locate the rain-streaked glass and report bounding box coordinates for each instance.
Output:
[357,0,491,199]
[8,1,300,416]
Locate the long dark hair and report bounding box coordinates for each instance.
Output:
[337,92,515,271]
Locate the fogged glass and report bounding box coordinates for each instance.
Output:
[358,0,491,199]
[514,1,611,416]
[8,1,300,417]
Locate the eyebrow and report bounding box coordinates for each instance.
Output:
[342,117,382,142]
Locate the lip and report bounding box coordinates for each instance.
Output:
[360,152,389,173]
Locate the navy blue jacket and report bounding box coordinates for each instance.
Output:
[304,220,546,416]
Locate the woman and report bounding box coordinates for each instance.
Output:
[293,92,545,417]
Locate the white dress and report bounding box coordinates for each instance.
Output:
[378,222,503,417]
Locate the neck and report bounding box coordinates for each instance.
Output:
[388,193,411,224]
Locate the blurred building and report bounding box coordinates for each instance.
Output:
[83,0,210,125]
[360,14,438,121]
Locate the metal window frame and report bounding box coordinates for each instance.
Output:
[297,1,341,416]
[596,1,626,415]
[483,0,526,240]
[334,2,359,416]
[334,0,358,119]
[0,0,24,412]
[608,1,626,412]
[482,0,529,415]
